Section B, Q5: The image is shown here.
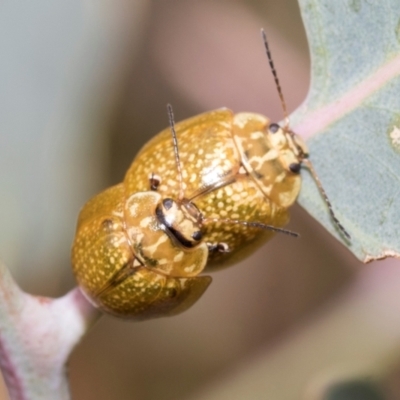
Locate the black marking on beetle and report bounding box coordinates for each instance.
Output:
[155,204,198,249]
[134,242,159,267]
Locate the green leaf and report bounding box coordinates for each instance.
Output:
[292,0,400,262]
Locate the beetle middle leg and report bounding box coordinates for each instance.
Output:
[207,242,230,254]
[148,173,161,191]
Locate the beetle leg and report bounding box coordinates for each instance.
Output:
[207,242,230,254]
[148,173,161,191]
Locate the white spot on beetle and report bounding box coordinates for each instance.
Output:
[174,252,184,262]
[184,264,196,273]
[250,131,264,140]
[140,217,153,228]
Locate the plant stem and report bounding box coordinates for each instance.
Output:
[0,262,101,400]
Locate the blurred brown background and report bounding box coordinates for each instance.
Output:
[1,1,400,399]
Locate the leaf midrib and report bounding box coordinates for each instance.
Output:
[293,54,400,139]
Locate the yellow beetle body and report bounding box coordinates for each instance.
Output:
[72,108,307,319]
[125,109,305,270]
[72,184,211,319]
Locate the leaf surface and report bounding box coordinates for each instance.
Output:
[292,0,400,261]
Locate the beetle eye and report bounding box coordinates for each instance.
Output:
[269,123,280,133]
[163,198,174,210]
[289,163,301,173]
[192,231,203,241]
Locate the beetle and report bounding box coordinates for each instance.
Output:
[125,108,305,270]
[71,30,349,320]
[124,30,349,270]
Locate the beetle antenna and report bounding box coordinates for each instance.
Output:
[261,28,290,130]
[302,158,351,240]
[261,30,350,240]
[167,103,184,200]
[204,218,299,238]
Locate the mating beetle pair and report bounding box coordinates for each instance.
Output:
[71,31,348,319]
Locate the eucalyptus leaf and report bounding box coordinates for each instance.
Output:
[292,0,400,261]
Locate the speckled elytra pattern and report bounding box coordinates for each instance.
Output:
[91,267,211,319]
[72,184,211,319]
[125,109,301,270]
